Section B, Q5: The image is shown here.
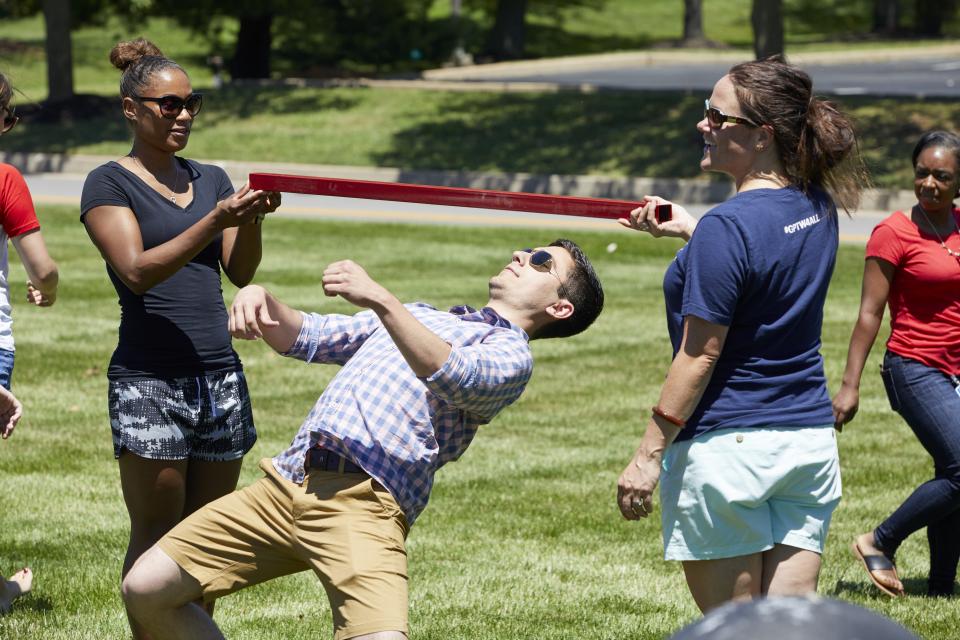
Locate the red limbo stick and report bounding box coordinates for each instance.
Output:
[248,173,644,220]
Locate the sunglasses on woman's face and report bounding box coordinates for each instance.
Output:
[1,108,19,134]
[522,248,569,300]
[134,93,203,119]
[704,99,759,129]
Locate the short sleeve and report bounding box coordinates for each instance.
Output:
[865,217,904,269]
[0,164,41,238]
[80,165,132,221]
[681,214,749,326]
[211,164,234,201]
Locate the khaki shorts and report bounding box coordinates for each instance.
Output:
[159,458,409,639]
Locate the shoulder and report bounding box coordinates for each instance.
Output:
[181,158,229,182]
[0,163,28,192]
[0,163,23,180]
[83,161,126,186]
[873,210,913,236]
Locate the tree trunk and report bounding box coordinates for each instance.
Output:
[872,0,900,34]
[751,0,784,60]
[682,0,706,43]
[42,0,74,103]
[914,0,954,37]
[486,0,527,61]
[231,14,273,79]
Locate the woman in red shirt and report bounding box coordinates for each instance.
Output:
[834,130,960,598]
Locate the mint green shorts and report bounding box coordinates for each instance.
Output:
[660,425,841,561]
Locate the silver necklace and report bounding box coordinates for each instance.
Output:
[917,207,960,260]
[130,154,184,203]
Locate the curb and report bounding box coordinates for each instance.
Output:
[2,151,915,211]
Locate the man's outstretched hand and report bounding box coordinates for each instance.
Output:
[322,260,394,310]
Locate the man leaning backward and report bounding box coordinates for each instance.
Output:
[121,239,604,639]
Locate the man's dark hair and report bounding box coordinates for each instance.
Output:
[533,238,604,340]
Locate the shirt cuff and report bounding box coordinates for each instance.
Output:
[422,346,472,398]
[281,311,318,361]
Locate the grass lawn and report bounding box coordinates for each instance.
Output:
[0,206,954,638]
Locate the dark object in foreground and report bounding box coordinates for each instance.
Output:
[669,596,919,640]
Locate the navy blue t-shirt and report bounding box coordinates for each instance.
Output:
[664,187,838,441]
[81,159,242,380]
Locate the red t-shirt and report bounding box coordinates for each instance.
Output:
[866,208,960,375]
[0,163,41,238]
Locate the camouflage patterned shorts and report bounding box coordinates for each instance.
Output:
[108,370,256,461]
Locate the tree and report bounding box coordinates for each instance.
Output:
[751,0,783,59]
[485,0,527,60]
[682,0,706,45]
[914,0,958,36]
[872,0,900,34]
[42,0,75,103]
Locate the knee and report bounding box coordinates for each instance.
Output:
[121,563,157,617]
[121,547,192,618]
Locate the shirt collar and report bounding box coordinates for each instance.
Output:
[450,305,526,338]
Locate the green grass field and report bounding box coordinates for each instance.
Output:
[0,207,953,639]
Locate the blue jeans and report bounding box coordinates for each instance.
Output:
[0,348,14,390]
[874,351,960,594]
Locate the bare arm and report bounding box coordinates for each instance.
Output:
[832,257,894,428]
[229,284,304,353]
[11,229,58,306]
[321,260,451,377]
[220,189,280,287]
[617,315,728,520]
[83,186,270,295]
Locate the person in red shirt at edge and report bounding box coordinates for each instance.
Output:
[835,130,960,598]
[0,70,59,614]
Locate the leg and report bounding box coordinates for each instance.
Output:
[182,458,244,618]
[760,544,821,596]
[182,458,243,517]
[873,353,960,558]
[0,567,32,614]
[119,454,190,638]
[125,464,306,637]
[927,504,960,596]
[681,553,763,613]
[852,531,904,596]
[123,546,221,640]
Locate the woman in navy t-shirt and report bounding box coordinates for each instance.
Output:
[80,38,279,637]
[615,57,867,613]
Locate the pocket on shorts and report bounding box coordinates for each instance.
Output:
[880,362,901,412]
[366,480,408,533]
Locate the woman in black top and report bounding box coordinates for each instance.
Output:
[80,38,279,636]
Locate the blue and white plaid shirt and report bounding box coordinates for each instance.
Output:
[272,303,533,525]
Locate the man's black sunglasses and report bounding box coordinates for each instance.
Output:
[704,99,759,129]
[522,248,569,300]
[135,93,203,119]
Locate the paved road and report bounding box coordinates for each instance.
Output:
[423,47,960,98]
[25,173,884,243]
[483,58,959,97]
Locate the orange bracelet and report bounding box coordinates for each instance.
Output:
[652,405,686,427]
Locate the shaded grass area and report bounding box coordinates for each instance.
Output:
[3,85,957,188]
[0,206,954,638]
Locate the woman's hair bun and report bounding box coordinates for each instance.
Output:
[109,38,164,72]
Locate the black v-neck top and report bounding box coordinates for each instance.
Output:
[81,158,242,380]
